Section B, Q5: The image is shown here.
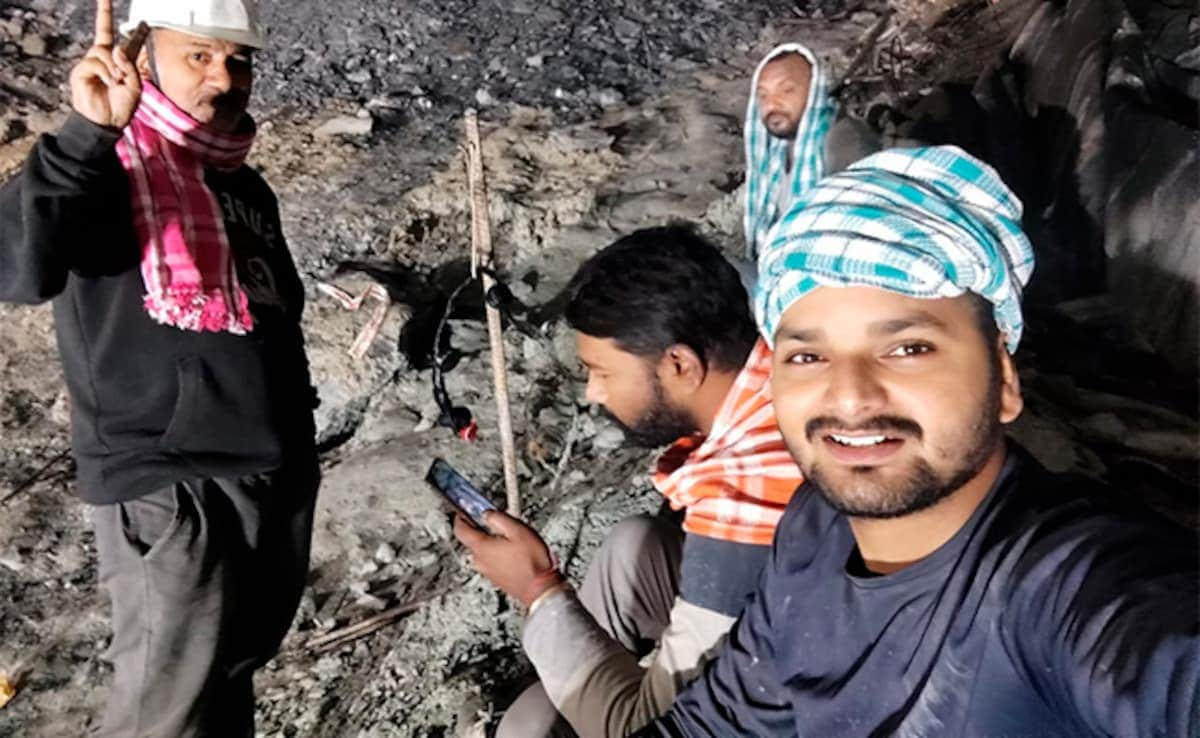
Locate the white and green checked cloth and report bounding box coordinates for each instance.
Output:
[755,146,1036,352]
[743,43,836,260]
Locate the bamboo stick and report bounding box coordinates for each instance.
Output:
[463,109,522,519]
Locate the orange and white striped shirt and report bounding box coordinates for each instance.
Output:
[652,340,802,545]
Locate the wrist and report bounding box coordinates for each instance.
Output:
[521,567,564,608]
[526,580,570,617]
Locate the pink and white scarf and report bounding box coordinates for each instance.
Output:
[115,83,255,334]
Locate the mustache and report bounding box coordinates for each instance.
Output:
[805,415,924,442]
[204,89,250,110]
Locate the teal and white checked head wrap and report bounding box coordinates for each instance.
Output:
[755,146,1036,353]
[744,43,836,261]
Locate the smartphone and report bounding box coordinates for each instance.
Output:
[425,458,497,530]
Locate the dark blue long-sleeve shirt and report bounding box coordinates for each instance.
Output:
[635,446,1199,737]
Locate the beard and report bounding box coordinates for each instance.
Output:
[798,380,1003,519]
[602,377,696,449]
[763,112,798,139]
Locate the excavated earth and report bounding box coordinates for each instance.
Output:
[0,1,1196,736]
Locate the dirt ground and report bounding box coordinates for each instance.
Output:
[0,1,1196,736]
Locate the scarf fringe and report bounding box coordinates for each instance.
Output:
[144,289,252,335]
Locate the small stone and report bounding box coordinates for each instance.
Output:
[313,655,343,681]
[421,509,451,539]
[524,53,545,68]
[48,392,70,425]
[592,425,625,452]
[20,33,45,57]
[352,592,388,611]
[0,556,24,573]
[313,115,373,138]
[574,413,598,440]
[295,592,317,623]
[474,88,495,106]
[591,87,624,107]
[373,542,397,564]
[524,337,556,374]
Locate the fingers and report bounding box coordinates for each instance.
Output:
[481,510,522,539]
[71,55,114,88]
[452,514,488,549]
[94,0,113,48]
[111,46,139,84]
[87,44,118,71]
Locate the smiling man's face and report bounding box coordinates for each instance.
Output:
[769,286,1022,518]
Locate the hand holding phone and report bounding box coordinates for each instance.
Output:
[451,506,562,607]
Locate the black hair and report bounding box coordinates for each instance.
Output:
[965,292,1002,361]
[564,224,758,373]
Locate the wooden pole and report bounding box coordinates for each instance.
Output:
[463,110,522,518]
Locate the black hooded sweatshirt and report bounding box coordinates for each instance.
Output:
[0,113,317,504]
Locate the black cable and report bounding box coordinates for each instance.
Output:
[431,275,477,438]
[428,267,556,440]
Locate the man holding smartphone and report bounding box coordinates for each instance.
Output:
[0,1,318,735]
[455,224,803,738]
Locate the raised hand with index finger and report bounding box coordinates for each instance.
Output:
[68,0,143,129]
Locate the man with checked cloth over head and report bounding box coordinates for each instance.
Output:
[741,43,877,268]
[631,146,1198,738]
[0,1,318,735]
[455,225,804,738]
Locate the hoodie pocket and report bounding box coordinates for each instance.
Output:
[158,356,201,450]
[157,347,283,461]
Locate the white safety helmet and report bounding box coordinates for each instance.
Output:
[120,0,266,49]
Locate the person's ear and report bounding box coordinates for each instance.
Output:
[997,335,1023,424]
[658,343,706,395]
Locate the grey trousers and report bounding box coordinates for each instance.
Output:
[497,514,685,738]
[90,463,318,738]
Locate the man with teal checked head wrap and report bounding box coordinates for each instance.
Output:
[755,145,1035,353]
[633,146,1198,738]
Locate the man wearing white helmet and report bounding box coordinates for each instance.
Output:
[0,1,318,735]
